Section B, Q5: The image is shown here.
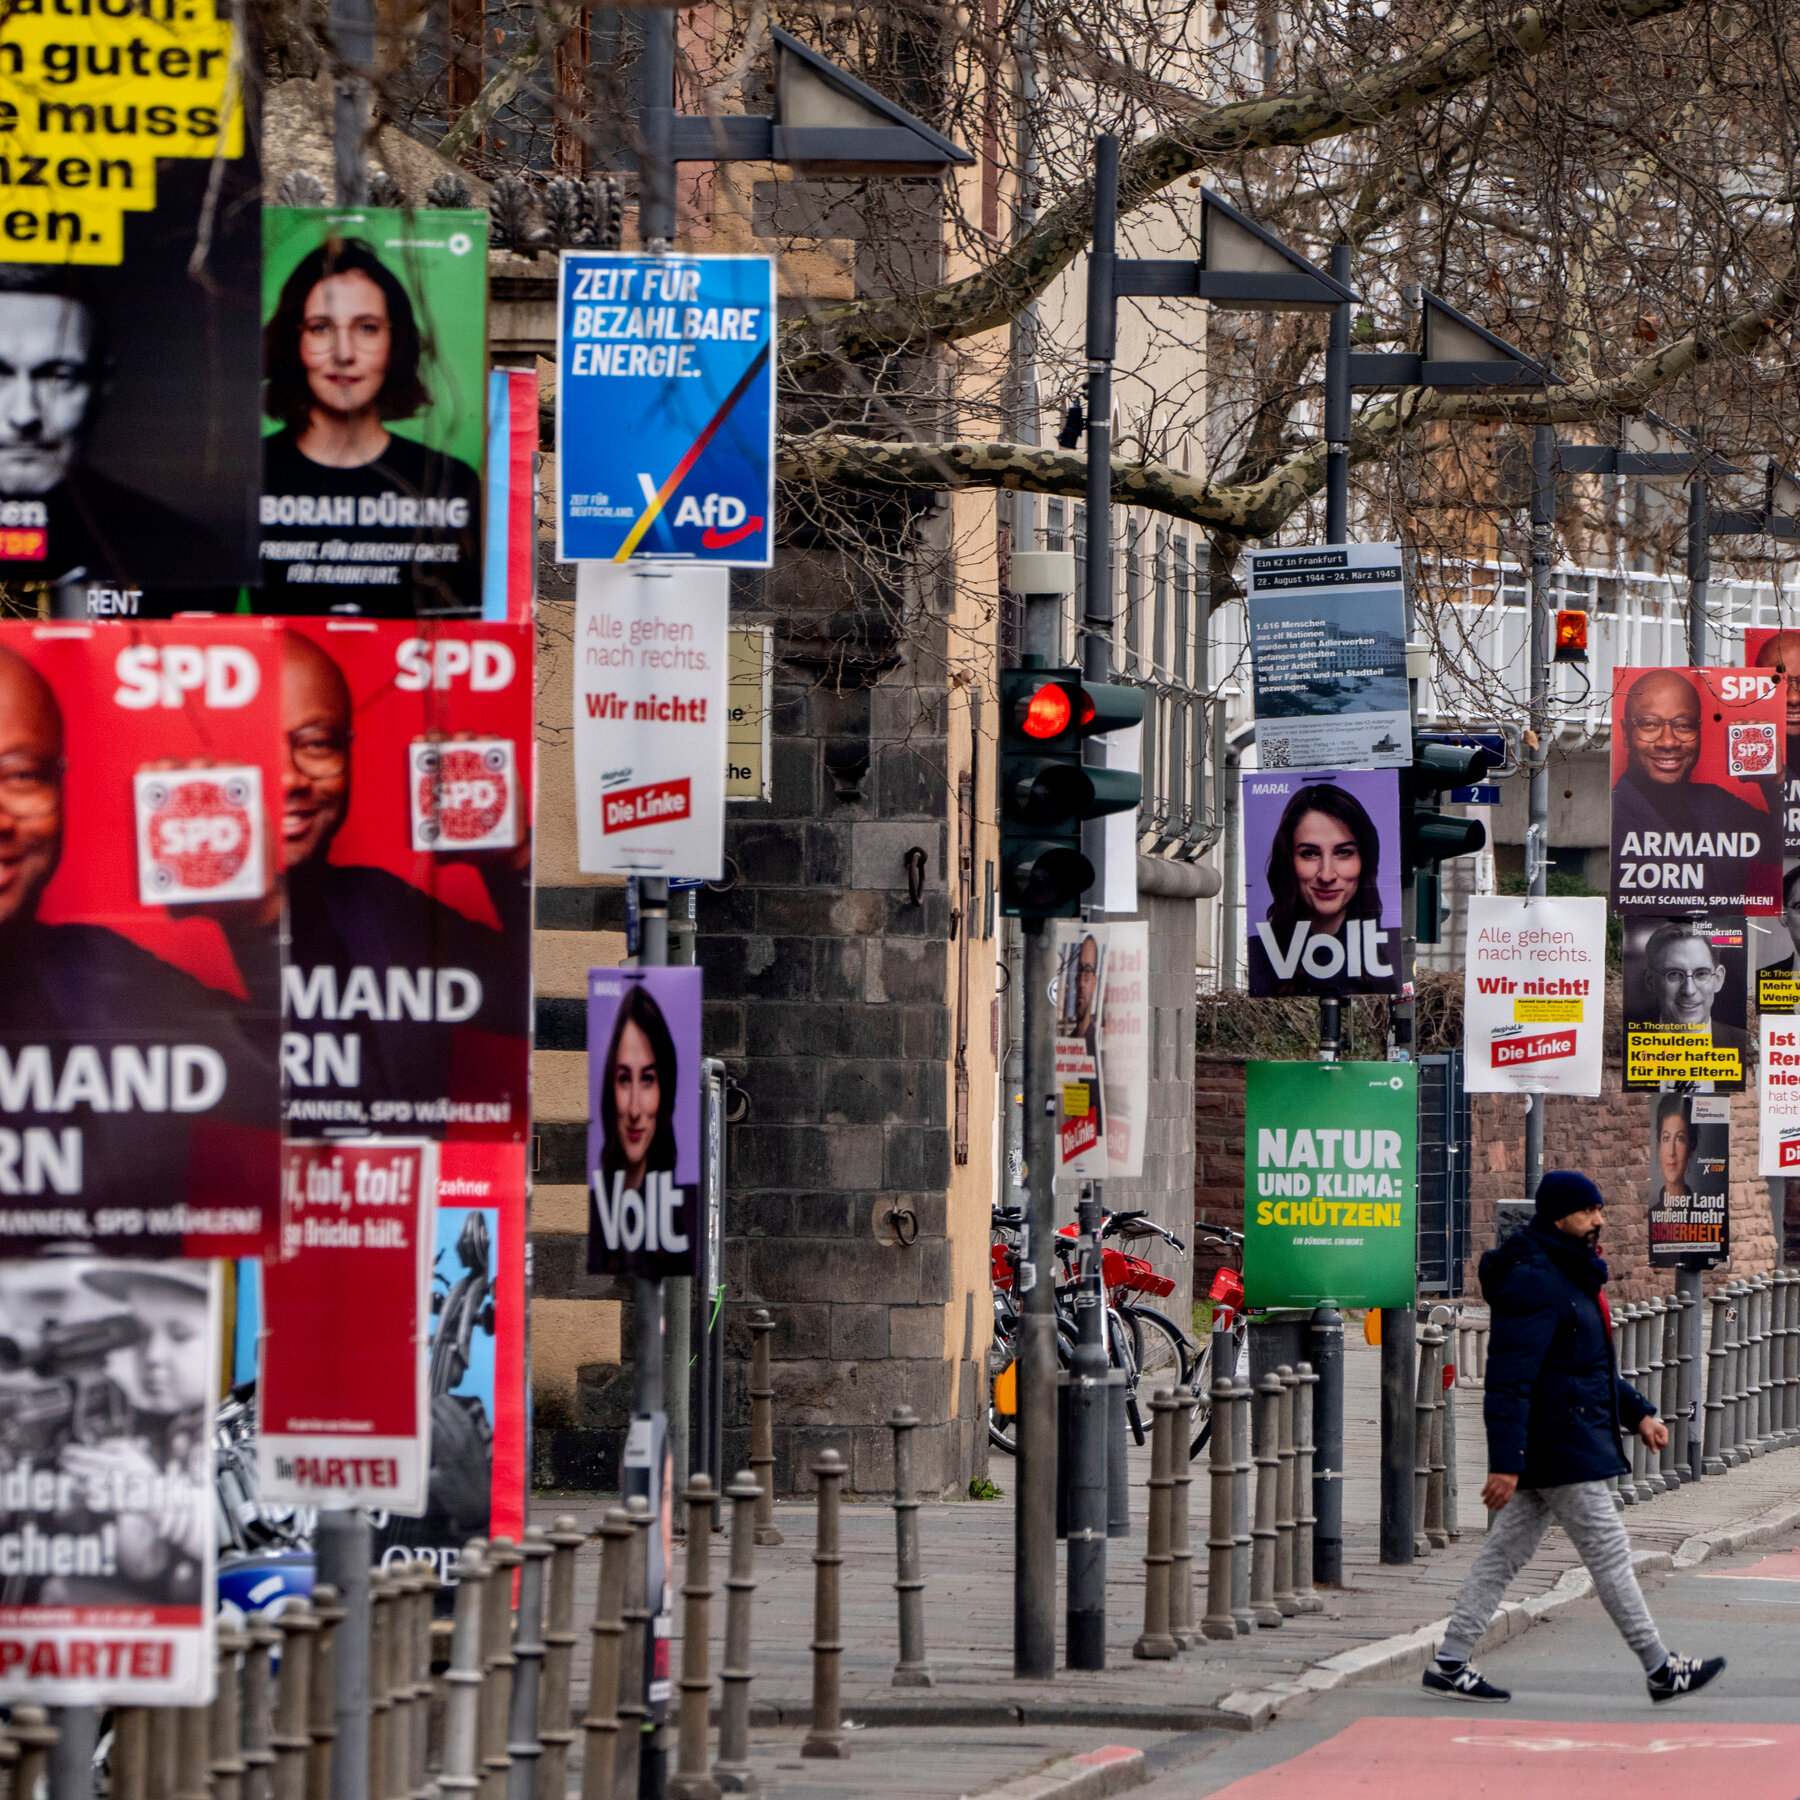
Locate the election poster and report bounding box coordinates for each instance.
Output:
[258,207,489,618]
[1243,544,1411,771]
[0,621,284,1256]
[1052,921,1149,1182]
[1762,1013,1800,1175]
[483,369,538,624]
[588,968,702,1279]
[276,620,534,1141]
[1743,628,1800,854]
[0,16,260,604]
[1243,767,1403,998]
[1462,895,1606,1095]
[0,1257,220,1706]
[372,1141,528,1586]
[574,563,729,880]
[1609,667,1782,914]
[557,253,775,567]
[1622,917,1748,1091]
[1756,860,1800,1012]
[258,1139,437,1513]
[1646,1093,1729,1266]
[1244,1062,1417,1309]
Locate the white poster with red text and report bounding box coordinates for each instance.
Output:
[1761,1014,1800,1175]
[574,563,729,879]
[1462,896,1606,1095]
[257,1140,437,1512]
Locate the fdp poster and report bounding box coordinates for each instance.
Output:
[1621,917,1747,1092]
[1462,896,1605,1095]
[1761,1013,1800,1176]
[1243,1062,1417,1310]
[1243,544,1411,771]
[1609,667,1781,913]
[0,1258,220,1706]
[557,252,775,567]
[275,620,534,1141]
[588,968,703,1279]
[0,621,284,1256]
[259,207,489,617]
[1052,920,1149,1181]
[574,563,729,880]
[258,1140,437,1512]
[1646,1093,1729,1266]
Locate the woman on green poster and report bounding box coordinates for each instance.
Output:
[261,237,482,617]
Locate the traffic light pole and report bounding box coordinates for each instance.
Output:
[1524,425,1554,1206]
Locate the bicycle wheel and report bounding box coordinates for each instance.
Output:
[988,1319,1076,1454]
[1125,1305,1194,1392]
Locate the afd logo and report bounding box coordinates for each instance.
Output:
[669,491,764,549]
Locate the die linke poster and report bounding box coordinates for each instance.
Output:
[1461,896,1606,1096]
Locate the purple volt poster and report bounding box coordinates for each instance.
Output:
[586,967,703,1278]
[1244,767,1405,998]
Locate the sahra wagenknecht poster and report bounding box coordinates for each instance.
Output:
[1244,544,1411,772]
[557,253,775,566]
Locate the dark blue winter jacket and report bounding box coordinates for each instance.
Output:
[1479,1216,1654,1488]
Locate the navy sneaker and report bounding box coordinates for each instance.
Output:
[1647,1653,1726,1703]
[1422,1659,1511,1703]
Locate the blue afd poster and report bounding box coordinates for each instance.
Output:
[557,253,776,566]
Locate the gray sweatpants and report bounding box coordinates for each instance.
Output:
[1439,1479,1667,1674]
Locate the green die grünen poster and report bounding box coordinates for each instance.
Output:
[1244,1061,1417,1309]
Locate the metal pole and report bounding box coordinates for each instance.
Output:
[1308,1307,1343,1585]
[1379,1307,1415,1563]
[317,1510,372,1800]
[329,0,374,203]
[636,8,676,246]
[1324,244,1351,543]
[1015,920,1059,1679]
[48,1709,98,1800]
[801,1451,847,1761]
[1083,134,1118,690]
[1688,477,1710,666]
[1067,1185,1110,1670]
[889,1407,933,1687]
[1523,424,1554,1205]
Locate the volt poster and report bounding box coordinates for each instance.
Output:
[1243,1062,1417,1310]
[1243,544,1411,771]
[574,563,729,879]
[1461,896,1605,1095]
[557,253,775,566]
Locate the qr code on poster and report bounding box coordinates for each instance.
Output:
[1263,738,1291,768]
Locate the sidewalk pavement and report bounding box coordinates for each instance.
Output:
[532,1339,1800,1794]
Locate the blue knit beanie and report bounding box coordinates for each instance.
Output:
[1536,1169,1604,1223]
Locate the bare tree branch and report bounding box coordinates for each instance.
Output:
[437,0,581,160]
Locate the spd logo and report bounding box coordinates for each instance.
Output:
[134,768,267,905]
[409,740,520,853]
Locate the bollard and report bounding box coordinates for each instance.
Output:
[748,1312,783,1545]
[1249,1374,1283,1628]
[712,1474,762,1794]
[1168,1386,1198,1646]
[507,1533,551,1800]
[537,1517,585,1800]
[1773,1271,1791,1449]
[1133,1389,1179,1659]
[244,1614,279,1800]
[176,1708,210,1800]
[476,1538,520,1800]
[614,1498,654,1800]
[1230,1378,1253,1635]
[148,1707,177,1800]
[1425,1337,1448,1551]
[211,1629,250,1800]
[273,1600,318,1800]
[1786,1271,1800,1443]
[1608,1307,1625,1508]
[1672,1289,1694,1481]
[1619,1307,1644,1501]
[406,1564,435,1800]
[668,1475,721,1800]
[1441,1356,1461,1539]
[306,1585,342,1800]
[1737,1280,1757,1459]
[441,1547,487,1800]
[801,1449,848,1760]
[1643,1299,1667,1495]
[114,1709,148,1800]
[1704,1289,1729,1475]
[366,1575,393,1800]
[887,1407,933,1686]
[1292,1363,1321,1612]
[1750,1277,1768,1453]
[1202,1376,1237,1641]
[1658,1297,1680,1487]
[13,1709,57,1800]
[579,1510,634,1800]
[1412,1325,1438,1556]
[1723,1283,1745,1465]
[1759,1275,1776,1449]
[1634,1306,1659,1500]
[1273,1367,1298,1616]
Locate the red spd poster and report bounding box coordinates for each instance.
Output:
[258,1141,436,1512]
[278,621,533,1140]
[0,622,285,1255]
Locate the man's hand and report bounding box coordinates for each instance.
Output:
[1482,1471,1519,1511]
[1638,1416,1669,1452]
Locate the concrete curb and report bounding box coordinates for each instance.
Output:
[975,1745,1146,1800]
[744,1698,1238,1732]
[1672,1499,1800,1568]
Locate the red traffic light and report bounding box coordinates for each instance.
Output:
[1019,682,1073,738]
[1554,609,1588,662]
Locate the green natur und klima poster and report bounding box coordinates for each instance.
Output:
[1243,1061,1418,1309]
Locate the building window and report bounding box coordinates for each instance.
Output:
[1046,498,1065,552]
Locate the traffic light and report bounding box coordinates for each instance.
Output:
[1406,735,1490,945]
[999,662,1145,920]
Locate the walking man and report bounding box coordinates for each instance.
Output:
[1423,1170,1725,1705]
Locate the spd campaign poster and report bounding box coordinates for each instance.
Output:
[574,563,728,879]
[557,253,775,566]
[1243,1062,1416,1310]
[0,1257,220,1706]
[1052,920,1149,1182]
[0,621,284,1256]
[1462,896,1605,1095]
[372,1141,527,1586]
[1762,1013,1800,1175]
[1622,917,1747,1092]
[278,620,533,1140]
[1646,1093,1729,1266]
[1243,767,1403,998]
[1610,666,1781,914]
[259,208,489,618]
[1243,544,1411,771]
[258,1140,437,1513]
[588,968,702,1279]
[0,8,260,603]
[1743,627,1800,853]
